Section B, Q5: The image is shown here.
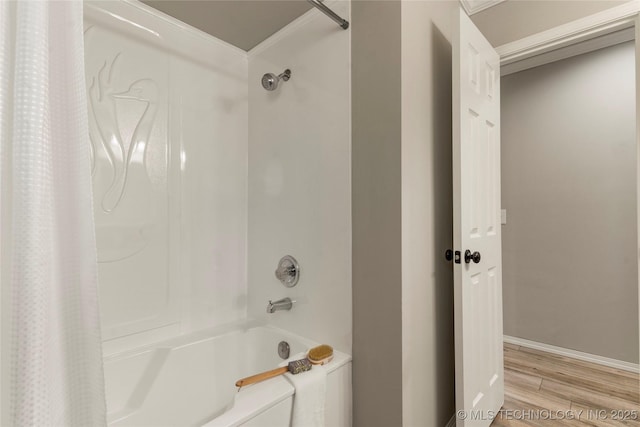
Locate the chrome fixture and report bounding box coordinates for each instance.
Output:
[278,341,291,359]
[267,297,294,313]
[275,255,300,287]
[261,69,291,91]
[306,0,349,30]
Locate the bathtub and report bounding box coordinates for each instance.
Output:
[104,321,352,426]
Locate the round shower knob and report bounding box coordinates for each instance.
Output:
[275,255,300,287]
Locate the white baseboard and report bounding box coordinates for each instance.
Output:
[445,414,456,427]
[504,335,639,374]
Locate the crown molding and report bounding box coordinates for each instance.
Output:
[459,0,506,16]
[497,0,640,66]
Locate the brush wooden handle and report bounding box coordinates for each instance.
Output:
[235,366,289,388]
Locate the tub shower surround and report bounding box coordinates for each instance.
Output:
[84,0,352,425]
[84,1,248,353]
[247,0,352,354]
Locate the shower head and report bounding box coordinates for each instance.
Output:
[261,69,291,91]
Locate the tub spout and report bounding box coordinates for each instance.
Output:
[267,297,293,313]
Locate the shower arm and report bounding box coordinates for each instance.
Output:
[306,0,349,30]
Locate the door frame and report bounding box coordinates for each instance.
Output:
[494,0,640,370]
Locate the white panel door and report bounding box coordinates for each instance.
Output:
[452,7,504,427]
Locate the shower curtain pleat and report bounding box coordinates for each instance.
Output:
[1,1,107,425]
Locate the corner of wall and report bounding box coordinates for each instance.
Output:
[352,1,403,426]
[400,1,457,426]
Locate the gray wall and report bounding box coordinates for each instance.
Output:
[502,41,639,363]
[352,2,403,426]
[401,1,457,426]
[353,2,638,426]
[352,1,460,425]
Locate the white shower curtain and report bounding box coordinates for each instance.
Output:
[0,1,106,425]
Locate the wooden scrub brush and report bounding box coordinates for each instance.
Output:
[235,344,334,388]
[307,344,333,365]
[235,358,311,388]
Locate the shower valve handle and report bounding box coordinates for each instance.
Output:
[275,255,300,287]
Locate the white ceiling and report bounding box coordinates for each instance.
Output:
[142,0,314,51]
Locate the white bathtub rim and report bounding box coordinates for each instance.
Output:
[203,352,352,427]
[202,376,293,427]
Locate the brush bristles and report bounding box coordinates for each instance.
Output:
[288,358,312,374]
[308,344,333,363]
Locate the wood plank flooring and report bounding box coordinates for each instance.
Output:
[490,344,639,427]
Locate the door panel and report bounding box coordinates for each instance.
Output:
[453,7,504,427]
